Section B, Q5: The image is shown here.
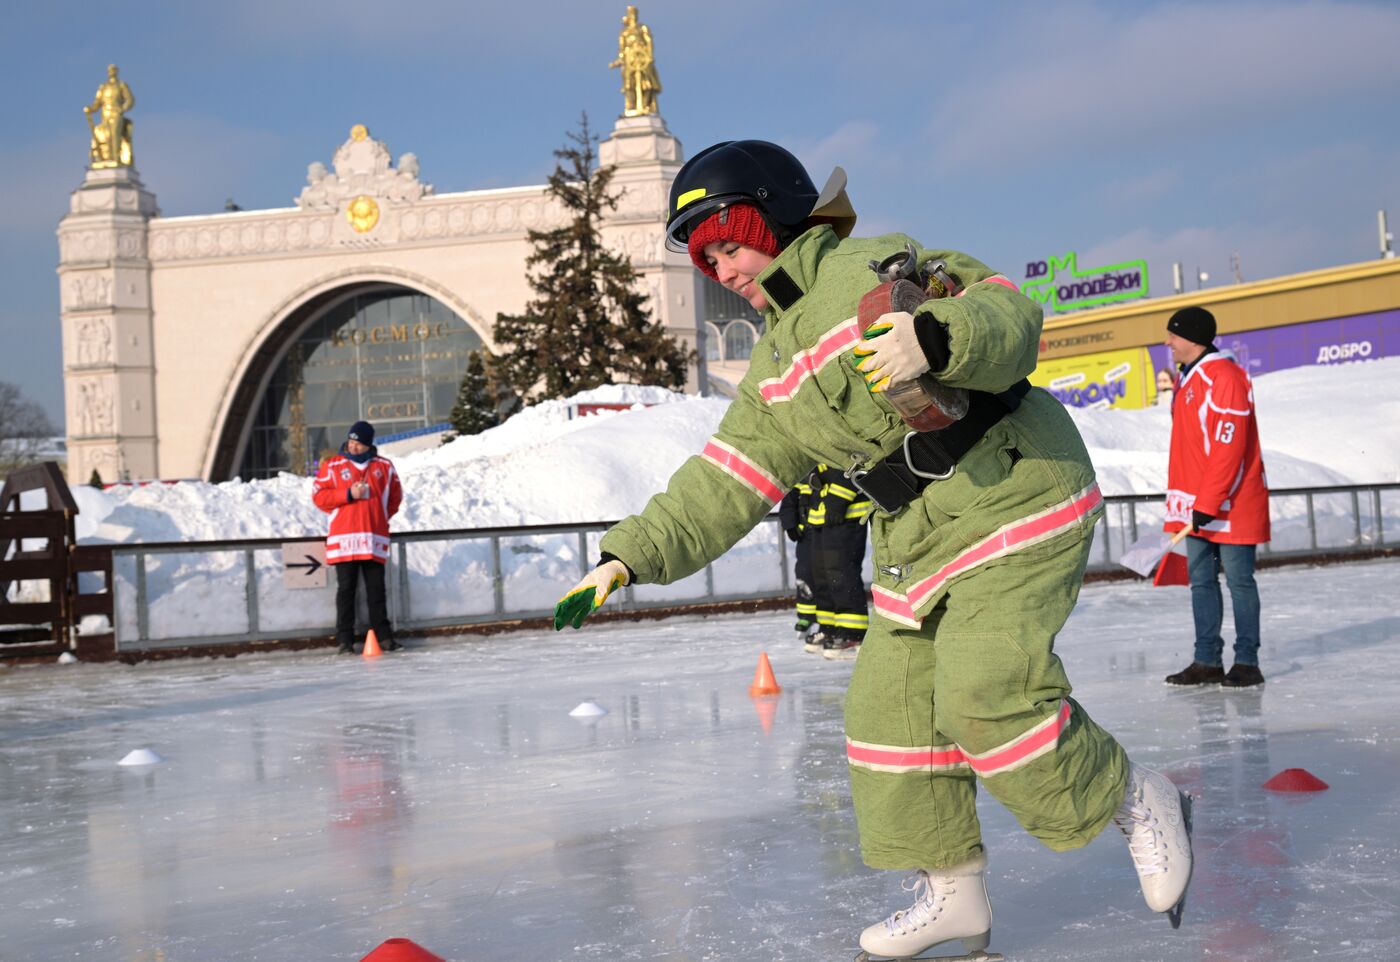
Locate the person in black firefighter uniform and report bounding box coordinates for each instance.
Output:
[801,463,871,660]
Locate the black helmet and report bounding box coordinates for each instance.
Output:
[665,140,822,253]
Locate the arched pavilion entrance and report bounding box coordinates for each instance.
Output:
[215,283,483,479]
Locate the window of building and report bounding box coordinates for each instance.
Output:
[701,277,762,325]
[704,322,723,361]
[722,319,758,362]
[237,286,482,479]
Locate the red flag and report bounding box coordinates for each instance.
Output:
[1153,548,1189,586]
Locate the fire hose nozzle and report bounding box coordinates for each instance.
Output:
[869,242,921,284]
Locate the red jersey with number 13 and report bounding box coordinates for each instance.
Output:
[1164,350,1270,545]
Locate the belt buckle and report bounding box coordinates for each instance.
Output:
[845,455,904,516]
[840,456,896,515]
[903,431,954,482]
[847,467,904,515]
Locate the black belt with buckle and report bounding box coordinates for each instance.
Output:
[849,380,1031,514]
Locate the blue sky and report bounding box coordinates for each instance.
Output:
[4,0,1398,424]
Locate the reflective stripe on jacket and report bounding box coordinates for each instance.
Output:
[805,463,871,526]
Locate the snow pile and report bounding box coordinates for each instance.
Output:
[73,358,1400,546]
[74,385,727,544]
[394,387,725,531]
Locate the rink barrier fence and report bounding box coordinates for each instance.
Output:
[6,481,1397,659]
[1087,482,1400,571]
[103,517,795,654]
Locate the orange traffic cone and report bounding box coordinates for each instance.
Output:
[359,938,446,962]
[748,652,782,696]
[362,629,383,659]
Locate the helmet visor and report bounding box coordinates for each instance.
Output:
[664,193,751,253]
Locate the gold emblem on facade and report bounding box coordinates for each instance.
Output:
[350,124,369,142]
[610,6,661,117]
[347,195,380,233]
[84,64,136,169]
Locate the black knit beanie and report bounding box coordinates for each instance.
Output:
[347,420,375,445]
[1166,306,1217,347]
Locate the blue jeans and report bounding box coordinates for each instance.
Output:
[1186,537,1260,667]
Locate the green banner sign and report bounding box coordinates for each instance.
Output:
[1022,252,1149,313]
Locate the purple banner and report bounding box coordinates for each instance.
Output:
[1147,308,1400,379]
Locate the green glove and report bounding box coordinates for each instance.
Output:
[554,559,629,630]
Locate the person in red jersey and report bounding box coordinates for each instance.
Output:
[312,420,403,654]
[1161,306,1270,688]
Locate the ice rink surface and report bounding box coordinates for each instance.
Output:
[3,558,1399,962]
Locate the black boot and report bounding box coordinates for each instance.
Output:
[821,628,863,661]
[1165,661,1225,686]
[1222,663,1264,688]
[381,637,403,652]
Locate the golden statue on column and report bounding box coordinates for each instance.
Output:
[609,6,661,117]
[84,64,135,169]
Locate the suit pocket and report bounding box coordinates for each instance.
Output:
[813,347,905,444]
[919,421,1019,529]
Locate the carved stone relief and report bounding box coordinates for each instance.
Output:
[69,169,159,217]
[141,125,667,263]
[296,128,433,211]
[143,190,669,263]
[64,273,113,311]
[610,180,670,220]
[75,377,115,437]
[609,134,680,164]
[603,227,664,268]
[598,118,682,167]
[57,227,149,264]
[58,229,107,263]
[74,316,113,366]
[116,230,146,259]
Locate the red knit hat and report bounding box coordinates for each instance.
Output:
[686,203,782,280]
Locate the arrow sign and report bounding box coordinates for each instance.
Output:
[287,555,323,577]
[282,542,328,589]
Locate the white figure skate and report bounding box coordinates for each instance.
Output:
[1114,761,1194,928]
[855,855,1003,961]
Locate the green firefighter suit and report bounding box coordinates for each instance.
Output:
[600,225,1128,869]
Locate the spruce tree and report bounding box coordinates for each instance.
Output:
[494,114,692,403]
[88,468,103,488]
[443,350,500,443]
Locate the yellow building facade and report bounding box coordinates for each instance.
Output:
[1033,258,1400,409]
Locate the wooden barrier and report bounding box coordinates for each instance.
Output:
[0,462,114,660]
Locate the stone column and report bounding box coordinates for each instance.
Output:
[57,167,160,483]
[598,114,708,395]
